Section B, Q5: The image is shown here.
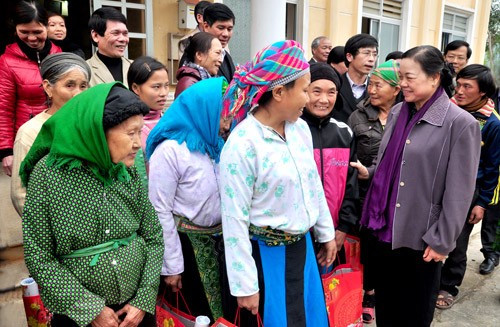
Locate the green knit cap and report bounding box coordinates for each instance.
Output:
[371,59,400,86]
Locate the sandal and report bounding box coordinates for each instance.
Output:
[362,292,375,324]
[362,307,375,324]
[436,290,455,309]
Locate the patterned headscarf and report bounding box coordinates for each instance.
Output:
[222,40,310,124]
[371,59,400,87]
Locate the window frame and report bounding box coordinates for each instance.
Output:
[440,6,474,52]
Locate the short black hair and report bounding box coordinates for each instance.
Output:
[203,3,235,26]
[344,33,378,67]
[456,64,496,98]
[444,40,472,59]
[14,1,48,27]
[88,7,127,46]
[195,1,211,19]
[327,46,345,65]
[127,56,168,88]
[385,51,403,61]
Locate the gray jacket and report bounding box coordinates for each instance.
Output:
[368,91,481,255]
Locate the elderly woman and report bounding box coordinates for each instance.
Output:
[11,52,90,215]
[347,59,401,324]
[175,32,223,97]
[351,45,481,327]
[21,83,164,327]
[147,77,231,322]
[220,40,336,326]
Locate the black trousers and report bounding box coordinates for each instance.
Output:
[441,203,500,297]
[440,220,474,297]
[374,242,441,327]
[50,302,156,327]
[481,203,500,260]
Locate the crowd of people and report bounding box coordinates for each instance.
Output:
[1,1,500,327]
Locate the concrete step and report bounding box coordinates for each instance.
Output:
[0,288,26,327]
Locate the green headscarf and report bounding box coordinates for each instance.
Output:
[20,82,132,187]
[371,59,400,87]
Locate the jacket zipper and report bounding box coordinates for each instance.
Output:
[318,124,325,186]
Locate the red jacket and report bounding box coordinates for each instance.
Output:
[0,42,61,156]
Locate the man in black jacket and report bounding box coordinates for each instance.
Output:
[334,34,378,123]
[202,3,235,82]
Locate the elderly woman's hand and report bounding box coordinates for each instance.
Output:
[116,304,145,327]
[423,246,446,263]
[164,275,182,292]
[91,306,119,327]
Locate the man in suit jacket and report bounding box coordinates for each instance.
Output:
[202,3,235,82]
[309,36,332,64]
[87,7,132,87]
[334,34,378,123]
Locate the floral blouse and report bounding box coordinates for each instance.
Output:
[219,114,335,297]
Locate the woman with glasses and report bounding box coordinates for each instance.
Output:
[347,59,401,324]
[302,62,358,258]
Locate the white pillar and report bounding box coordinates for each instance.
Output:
[250,0,287,57]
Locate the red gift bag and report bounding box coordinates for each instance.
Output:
[156,291,196,327]
[344,236,362,271]
[322,264,363,327]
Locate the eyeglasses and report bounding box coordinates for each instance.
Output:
[358,51,378,58]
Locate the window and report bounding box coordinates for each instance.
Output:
[362,0,403,63]
[92,0,153,59]
[441,12,469,51]
[285,0,306,46]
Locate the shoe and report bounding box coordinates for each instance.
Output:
[479,257,499,275]
[362,292,375,324]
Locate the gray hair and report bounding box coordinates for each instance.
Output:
[311,36,328,50]
[41,53,91,85]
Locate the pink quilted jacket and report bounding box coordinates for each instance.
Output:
[0,42,61,156]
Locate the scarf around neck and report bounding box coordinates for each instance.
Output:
[20,82,131,187]
[361,87,445,241]
[146,77,226,162]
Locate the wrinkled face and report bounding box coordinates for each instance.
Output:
[106,115,144,167]
[347,47,377,76]
[132,69,169,111]
[16,21,47,50]
[279,73,311,123]
[399,58,439,109]
[203,20,234,48]
[305,79,337,119]
[312,38,332,63]
[368,75,400,108]
[445,46,469,73]
[47,15,66,40]
[44,69,89,110]
[92,20,129,58]
[454,78,485,107]
[196,38,223,76]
